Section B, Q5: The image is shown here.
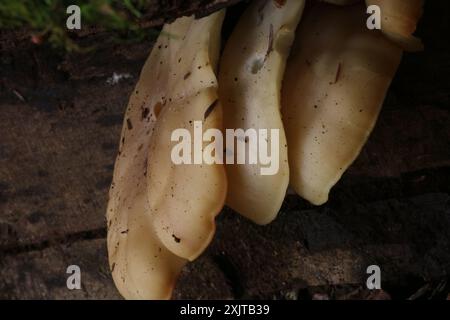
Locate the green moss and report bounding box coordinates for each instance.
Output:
[0,0,157,51]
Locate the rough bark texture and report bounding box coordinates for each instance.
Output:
[0,0,449,299]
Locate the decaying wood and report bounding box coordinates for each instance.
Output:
[0,0,449,299]
[139,0,244,25]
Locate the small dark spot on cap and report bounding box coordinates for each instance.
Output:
[172,234,181,243]
[204,99,219,120]
[141,107,150,120]
[274,0,286,8]
[126,118,133,130]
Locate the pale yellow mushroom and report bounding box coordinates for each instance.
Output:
[366,0,424,51]
[281,3,403,205]
[107,11,226,299]
[146,12,227,262]
[219,0,305,225]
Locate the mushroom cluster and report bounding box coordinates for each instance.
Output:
[106,0,424,299]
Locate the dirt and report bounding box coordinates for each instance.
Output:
[0,0,449,299]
